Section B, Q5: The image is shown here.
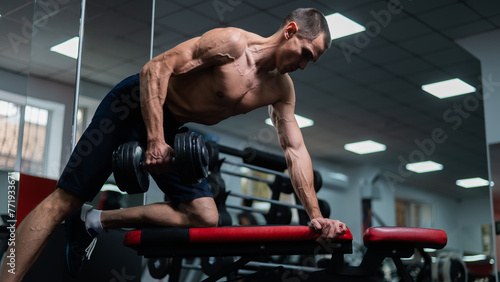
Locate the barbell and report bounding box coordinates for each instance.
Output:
[112,132,209,194]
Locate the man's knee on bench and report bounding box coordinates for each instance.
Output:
[179,198,219,228]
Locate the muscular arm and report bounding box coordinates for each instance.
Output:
[268,77,322,220]
[269,76,345,238]
[140,28,246,172]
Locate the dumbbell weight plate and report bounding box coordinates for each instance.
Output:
[313,170,323,193]
[201,256,234,276]
[265,205,292,225]
[112,141,149,194]
[194,134,209,180]
[175,132,190,184]
[174,132,209,185]
[318,199,331,218]
[147,258,170,279]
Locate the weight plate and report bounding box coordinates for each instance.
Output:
[147,258,169,279]
[318,199,331,218]
[313,170,323,192]
[131,143,149,194]
[112,142,149,194]
[175,132,191,184]
[201,256,234,276]
[174,132,209,185]
[112,143,127,193]
[198,135,209,179]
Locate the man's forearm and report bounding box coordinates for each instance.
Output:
[140,64,170,143]
[287,149,323,220]
[294,184,322,220]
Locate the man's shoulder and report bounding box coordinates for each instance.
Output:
[204,27,249,45]
[200,27,250,58]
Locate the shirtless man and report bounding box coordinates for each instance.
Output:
[0,8,346,280]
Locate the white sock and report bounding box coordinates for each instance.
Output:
[85,209,103,234]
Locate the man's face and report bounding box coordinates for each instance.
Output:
[277,33,327,75]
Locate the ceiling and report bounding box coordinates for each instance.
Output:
[1,0,499,200]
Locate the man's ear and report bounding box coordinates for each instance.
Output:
[284,22,298,39]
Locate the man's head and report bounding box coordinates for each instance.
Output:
[280,8,331,51]
[275,8,331,74]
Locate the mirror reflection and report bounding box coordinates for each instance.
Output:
[78,0,153,209]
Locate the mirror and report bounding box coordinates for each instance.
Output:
[0,1,34,229]
[23,0,82,180]
[78,0,153,209]
[491,143,500,276]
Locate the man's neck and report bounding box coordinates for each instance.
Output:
[251,32,283,73]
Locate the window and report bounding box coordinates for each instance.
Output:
[0,99,49,175]
[396,199,434,228]
[0,100,21,169]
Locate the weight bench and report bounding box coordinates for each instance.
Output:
[123,226,447,281]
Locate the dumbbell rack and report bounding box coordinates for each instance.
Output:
[207,141,328,226]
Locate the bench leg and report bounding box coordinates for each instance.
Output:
[201,256,253,282]
[393,257,414,282]
[168,258,183,282]
[331,249,386,276]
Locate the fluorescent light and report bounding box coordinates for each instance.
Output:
[406,161,443,173]
[462,254,486,262]
[456,177,490,188]
[422,78,476,99]
[50,36,79,59]
[344,140,386,155]
[325,13,366,40]
[265,114,314,129]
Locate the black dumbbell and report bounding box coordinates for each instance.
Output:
[147,257,172,279]
[112,132,209,194]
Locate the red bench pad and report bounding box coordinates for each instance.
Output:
[363,227,447,248]
[124,225,353,247]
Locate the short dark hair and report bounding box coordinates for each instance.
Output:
[280,8,331,50]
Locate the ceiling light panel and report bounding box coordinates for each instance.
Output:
[422,78,476,99]
[326,13,366,40]
[344,140,386,155]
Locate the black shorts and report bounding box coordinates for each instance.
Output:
[57,74,213,204]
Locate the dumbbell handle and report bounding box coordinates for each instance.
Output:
[138,157,176,169]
